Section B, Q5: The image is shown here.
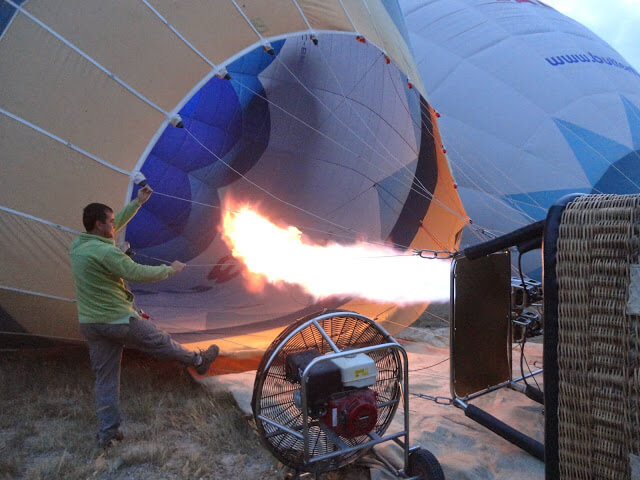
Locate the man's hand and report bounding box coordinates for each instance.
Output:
[170,260,186,273]
[137,185,153,204]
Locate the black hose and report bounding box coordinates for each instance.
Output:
[462,220,544,260]
[464,404,545,461]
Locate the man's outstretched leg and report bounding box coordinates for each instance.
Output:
[125,316,219,375]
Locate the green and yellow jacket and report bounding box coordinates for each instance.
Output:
[69,200,175,324]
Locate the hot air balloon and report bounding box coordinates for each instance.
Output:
[0,0,465,371]
[402,0,640,277]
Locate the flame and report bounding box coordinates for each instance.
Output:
[221,203,451,305]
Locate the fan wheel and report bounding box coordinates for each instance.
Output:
[407,448,445,480]
[251,310,403,474]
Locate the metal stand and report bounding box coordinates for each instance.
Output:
[449,251,544,461]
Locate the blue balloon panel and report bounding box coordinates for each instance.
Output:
[126,42,284,262]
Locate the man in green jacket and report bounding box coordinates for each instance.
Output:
[70,184,219,448]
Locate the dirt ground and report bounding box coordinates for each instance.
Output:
[0,307,451,480]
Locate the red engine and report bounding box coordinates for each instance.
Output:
[320,389,378,438]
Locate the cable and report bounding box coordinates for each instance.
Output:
[409,356,450,373]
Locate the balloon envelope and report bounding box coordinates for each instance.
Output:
[402,0,640,275]
[0,0,465,368]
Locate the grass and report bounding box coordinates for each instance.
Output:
[0,345,370,480]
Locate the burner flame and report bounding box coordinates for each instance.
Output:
[221,204,450,305]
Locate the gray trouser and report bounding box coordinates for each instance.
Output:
[80,317,198,440]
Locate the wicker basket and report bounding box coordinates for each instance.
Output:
[556,194,640,479]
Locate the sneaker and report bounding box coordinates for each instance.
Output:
[97,429,124,449]
[194,344,219,375]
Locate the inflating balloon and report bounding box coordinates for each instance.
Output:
[0,0,465,371]
[402,0,640,276]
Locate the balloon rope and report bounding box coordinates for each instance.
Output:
[140,0,442,218]
[227,76,452,252]
[389,72,543,228]
[180,127,428,253]
[410,74,640,223]
[314,46,431,193]
[140,0,216,68]
[150,188,417,252]
[336,0,359,33]
[268,42,471,241]
[270,53,462,222]
[228,73,439,208]
[5,0,169,117]
[272,52,422,184]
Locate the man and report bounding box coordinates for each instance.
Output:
[69,184,219,448]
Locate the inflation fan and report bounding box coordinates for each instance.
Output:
[251,310,445,479]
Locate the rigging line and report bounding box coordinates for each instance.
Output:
[281,223,412,251]
[232,48,430,197]
[140,0,216,68]
[382,319,450,342]
[358,0,420,98]
[230,0,264,41]
[312,156,447,250]
[414,91,626,212]
[336,0,359,34]
[152,183,416,251]
[153,188,414,250]
[395,322,449,338]
[358,0,386,60]
[381,74,435,198]
[436,103,595,206]
[135,249,418,268]
[268,51,428,196]
[322,183,376,218]
[390,75,540,227]
[229,75,449,232]
[3,0,168,117]
[0,109,422,249]
[229,72,432,203]
[434,123,548,220]
[183,127,370,238]
[428,124,543,218]
[133,252,238,268]
[312,39,441,194]
[410,90,534,209]
[290,0,313,32]
[277,47,418,163]
[448,165,540,226]
[419,309,450,325]
[392,79,534,230]
[155,183,403,250]
[152,191,223,210]
[0,107,130,176]
[273,52,435,192]
[0,285,75,302]
[376,180,447,250]
[143,0,428,207]
[379,73,483,227]
[0,204,79,235]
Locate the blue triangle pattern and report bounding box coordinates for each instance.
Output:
[553,118,632,186]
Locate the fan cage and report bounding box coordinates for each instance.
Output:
[252,310,404,472]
